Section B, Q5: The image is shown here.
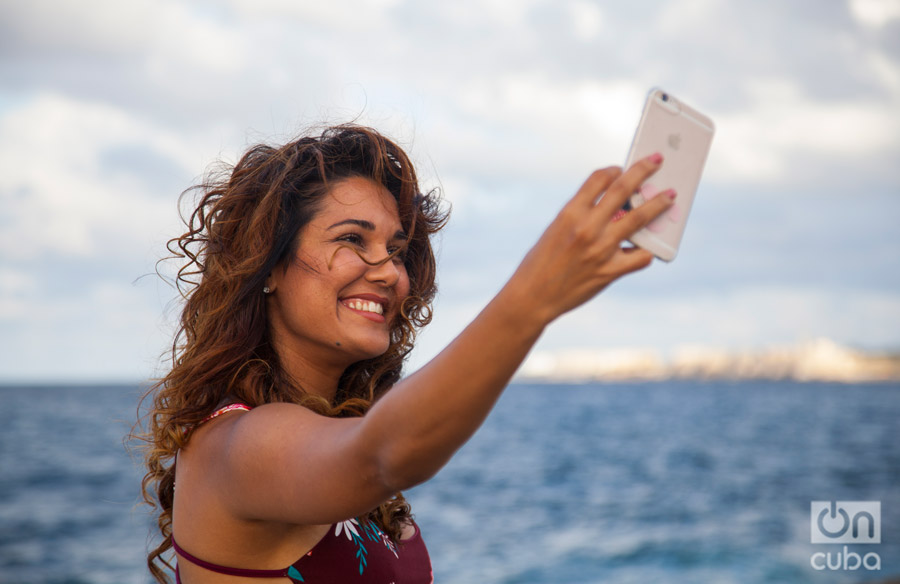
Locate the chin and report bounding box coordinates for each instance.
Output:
[345,336,392,363]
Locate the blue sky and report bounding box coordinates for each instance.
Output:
[1,0,898,382]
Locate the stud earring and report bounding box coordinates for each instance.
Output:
[263,286,271,294]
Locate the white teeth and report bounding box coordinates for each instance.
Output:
[346,299,384,315]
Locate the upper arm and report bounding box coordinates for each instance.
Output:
[210,403,396,526]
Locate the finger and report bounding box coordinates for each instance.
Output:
[605,245,655,276]
[611,188,676,238]
[593,153,663,223]
[567,167,622,210]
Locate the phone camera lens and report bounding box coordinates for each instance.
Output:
[662,93,669,102]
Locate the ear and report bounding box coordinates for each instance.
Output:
[263,272,277,294]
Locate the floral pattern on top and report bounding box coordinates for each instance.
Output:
[334,518,401,575]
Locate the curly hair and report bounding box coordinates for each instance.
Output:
[136,125,448,583]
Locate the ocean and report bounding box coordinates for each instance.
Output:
[1,381,897,583]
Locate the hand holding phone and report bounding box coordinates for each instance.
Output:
[623,89,715,261]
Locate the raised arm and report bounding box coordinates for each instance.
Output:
[216,155,673,525]
[361,156,674,487]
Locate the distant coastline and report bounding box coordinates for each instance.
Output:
[517,338,900,383]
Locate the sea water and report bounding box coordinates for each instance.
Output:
[1,381,897,583]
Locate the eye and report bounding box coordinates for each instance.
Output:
[388,247,406,264]
[335,233,364,246]
[388,243,408,263]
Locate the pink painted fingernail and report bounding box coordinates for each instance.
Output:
[665,189,677,200]
[668,202,682,222]
[647,152,663,164]
[640,183,660,199]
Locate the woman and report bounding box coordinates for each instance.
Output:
[140,124,674,583]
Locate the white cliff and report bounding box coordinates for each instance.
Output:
[518,338,900,383]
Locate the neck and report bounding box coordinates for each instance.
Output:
[270,335,348,403]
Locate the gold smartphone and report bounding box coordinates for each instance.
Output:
[624,89,715,262]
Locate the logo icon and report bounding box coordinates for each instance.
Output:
[667,133,681,150]
[811,501,880,544]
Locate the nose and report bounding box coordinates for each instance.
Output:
[364,252,402,288]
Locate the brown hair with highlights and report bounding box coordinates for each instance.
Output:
[136,125,448,583]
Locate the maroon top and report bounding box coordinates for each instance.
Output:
[173,519,433,583]
[173,404,433,583]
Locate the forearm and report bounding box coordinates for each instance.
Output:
[362,278,547,490]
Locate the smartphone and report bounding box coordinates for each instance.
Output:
[623,89,715,262]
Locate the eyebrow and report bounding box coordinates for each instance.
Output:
[327,219,407,240]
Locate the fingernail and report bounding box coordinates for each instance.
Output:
[647,152,663,164]
[665,189,677,200]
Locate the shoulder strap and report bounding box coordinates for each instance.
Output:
[182,403,253,439]
[201,403,252,424]
[172,537,290,579]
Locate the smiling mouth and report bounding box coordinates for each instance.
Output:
[341,298,385,316]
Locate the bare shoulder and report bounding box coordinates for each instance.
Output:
[173,405,339,564]
[230,401,319,434]
[192,402,377,524]
[226,402,357,456]
[183,403,329,487]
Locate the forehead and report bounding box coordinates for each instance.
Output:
[315,177,400,222]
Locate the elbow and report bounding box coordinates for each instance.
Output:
[353,410,449,495]
[374,444,441,494]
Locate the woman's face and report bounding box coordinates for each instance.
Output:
[266,177,411,371]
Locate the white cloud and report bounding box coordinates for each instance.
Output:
[405,283,900,379]
[708,78,900,184]
[429,69,900,193]
[655,0,723,36]
[537,285,900,354]
[849,0,900,28]
[2,0,899,381]
[0,93,194,260]
[0,268,36,320]
[3,0,248,74]
[863,48,900,94]
[566,0,604,42]
[424,74,648,185]
[0,276,171,381]
[227,0,402,30]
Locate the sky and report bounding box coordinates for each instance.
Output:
[1,0,899,382]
